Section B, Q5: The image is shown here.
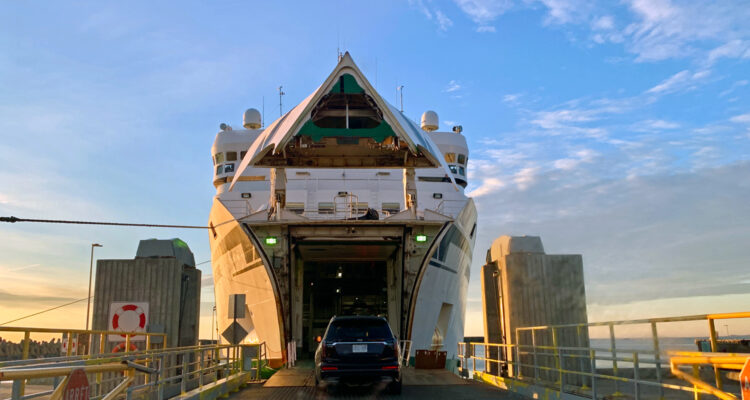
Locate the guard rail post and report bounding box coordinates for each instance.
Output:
[590,349,597,400]
[707,318,722,390]
[633,352,640,400]
[651,321,664,399]
[609,323,619,395]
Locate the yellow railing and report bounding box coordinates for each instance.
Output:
[1,342,267,400]
[0,326,166,398]
[459,311,750,400]
[670,351,749,400]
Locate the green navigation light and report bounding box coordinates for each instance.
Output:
[265,236,278,246]
[415,234,428,243]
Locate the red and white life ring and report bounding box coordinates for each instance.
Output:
[112,304,146,338]
[112,342,138,353]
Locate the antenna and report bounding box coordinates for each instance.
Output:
[397,85,405,113]
[278,86,285,117]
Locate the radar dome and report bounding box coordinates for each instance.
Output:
[243,108,262,129]
[421,110,438,132]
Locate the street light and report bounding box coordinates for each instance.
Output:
[85,243,103,330]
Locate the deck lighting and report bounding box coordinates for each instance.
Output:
[415,234,428,243]
[265,236,277,246]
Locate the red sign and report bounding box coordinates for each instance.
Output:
[63,369,90,400]
[741,358,750,400]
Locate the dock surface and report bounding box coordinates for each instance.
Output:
[231,364,524,399]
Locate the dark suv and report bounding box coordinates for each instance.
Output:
[314,315,402,394]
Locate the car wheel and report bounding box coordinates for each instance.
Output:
[389,379,402,395]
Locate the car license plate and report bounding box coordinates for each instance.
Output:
[352,344,367,353]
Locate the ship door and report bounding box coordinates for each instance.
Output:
[293,240,401,357]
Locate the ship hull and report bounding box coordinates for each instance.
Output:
[209,198,476,365]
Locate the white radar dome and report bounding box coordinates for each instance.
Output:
[243,108,262,129]
[421,110,439,132]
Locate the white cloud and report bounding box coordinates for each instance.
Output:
[592,15,614,30]
[730,112,750,124]
[444,80,462,93]
[641,119,680,130]
[476,25,496,33]
[435,10,454,31]
[453,0,513,25]
[645,69,710,95]
[707,39,750,65]
[514,166,539,190]
[467,177,506,197]
[502,93,521,104]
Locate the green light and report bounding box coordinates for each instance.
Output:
[415,234,428,243]
[265,236,278,246]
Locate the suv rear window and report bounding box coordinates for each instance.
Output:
[326,319,393,341]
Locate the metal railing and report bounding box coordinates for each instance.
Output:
[669,351,748,400]
[458,311,750,400]
[0,342,267,400]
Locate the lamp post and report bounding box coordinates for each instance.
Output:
[85,243,102,330]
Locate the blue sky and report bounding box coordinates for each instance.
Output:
[1,0,749,338]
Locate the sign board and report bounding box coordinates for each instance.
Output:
[228,294,246,319]
[221,321,248,345]
[60,333,77,355]
[62,368,90,400]
[741,358,750,400]
[108,302,149,342]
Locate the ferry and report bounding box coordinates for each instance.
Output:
[207,53,477,365]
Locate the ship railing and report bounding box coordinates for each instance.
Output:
[0,340,267,400]
[457,311,750,400]
[219,199,252,217]
[431,199,466,217]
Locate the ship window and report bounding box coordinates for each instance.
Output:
[216,165,223,175]
[444,153,456,163]
[215,153,225,164]
[381,202,400,215]
[318,202,334,214]
[240,151,247,159]
[227,151,237,161]
[449,165,458,174]
[459,166,465,176]
[458,154,466,164]
[287,202,305,215]
[223,163,235,173]
[418,176,452,183]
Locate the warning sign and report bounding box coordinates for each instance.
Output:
[108,302,149,342]
[741,358,750,400]
[62,369,89,400]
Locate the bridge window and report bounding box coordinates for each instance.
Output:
[226,151,237,161]
[311,75,383,129]
[318,202,334,214]
[449,165,458,174]
[240,151,247,159]
[444,153,456,163]
[214,152,225,164]
[457,154,466,164]
[459,166,465,176]
[223,163,235,173]
[216,165,223,175]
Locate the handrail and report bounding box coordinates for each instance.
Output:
[458,311,750,400]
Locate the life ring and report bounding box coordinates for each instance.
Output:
[112,342,138,353]
[112,304,146,338]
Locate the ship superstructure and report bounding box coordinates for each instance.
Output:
[208,53,476,365]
